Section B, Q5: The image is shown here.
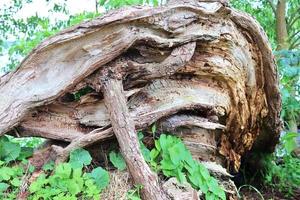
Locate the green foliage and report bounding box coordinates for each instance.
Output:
[88,167,110,190]
[28,150,110,200]
[138,132,151,162]
[0,135,34,162]
[261,133,300,197]
[0,135,110,200]
[28,163,105,200]
[0,163,26,200]
[69,148,92,169]
[126,184,143,200]
[109,150,126,171]
[150,134,226,200]
[230,0,276,47]
[276,50,300,128]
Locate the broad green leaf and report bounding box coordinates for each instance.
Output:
[109,151,126,171]
[2,141,21,162]
[67,181,81,195]
[55,163,72,179]
[89,167,110,190]
[0,182,9,192]
[168,142,185,165]
[176,169,186,183]
[11,177,21,187]
[160,159,176,170]
[69,148,92,169]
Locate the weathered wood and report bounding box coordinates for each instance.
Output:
[1,0,281,181]
[101,76,169,200]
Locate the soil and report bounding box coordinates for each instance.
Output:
[240,187,300,200]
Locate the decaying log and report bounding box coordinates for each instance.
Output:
[0,0,282,198]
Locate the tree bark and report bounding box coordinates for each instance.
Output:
[0,1,282,196]
[100,75,169,200]
[275,0,289,50]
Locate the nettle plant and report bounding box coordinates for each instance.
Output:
[109,133,226,200]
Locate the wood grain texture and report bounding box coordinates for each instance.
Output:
[1,0,281,175]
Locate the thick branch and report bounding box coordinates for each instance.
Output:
[101,76,169,200]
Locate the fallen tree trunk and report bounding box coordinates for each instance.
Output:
[0,0,281,199]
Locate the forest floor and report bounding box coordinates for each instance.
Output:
[240,187,300,200]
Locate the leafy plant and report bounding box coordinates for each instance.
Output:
[69,148,92,169]
[0,163,25,199]
[0,135,34,162]
[28,149,110,200]
[109,151,126,171]
[150,134,226,200]
[261,132,300,197]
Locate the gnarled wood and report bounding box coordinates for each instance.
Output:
[1,0,281,198]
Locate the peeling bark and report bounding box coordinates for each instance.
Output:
[0,0,281,198]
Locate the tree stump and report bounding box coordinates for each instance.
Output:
[0,0,281,199]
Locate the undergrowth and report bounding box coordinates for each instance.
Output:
[109,132,226,200]
[238,131,300,199]
[0,135,110,200]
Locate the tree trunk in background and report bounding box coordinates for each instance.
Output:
[275,0,289,50]
[0,0,282,198]
[272,0,298,133]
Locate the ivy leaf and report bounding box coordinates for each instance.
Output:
[89,167,110,190]
[109,151,126,171]
[69,148,92,169]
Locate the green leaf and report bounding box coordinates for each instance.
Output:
[176,169,186,183]
[140,143,151,162]
[69,148,92,169]
[109,151,126,171]
[18,147,33,160]
[151,124,156,135]
[55,163,72,179]
[67,180,81,195]
[150,149,160,161]
[2,141,21,162]
[42,160,55,171]
[11,177,21,187]
[0,182,9,192]
[168,142,185,165]
[89,167,110,190]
